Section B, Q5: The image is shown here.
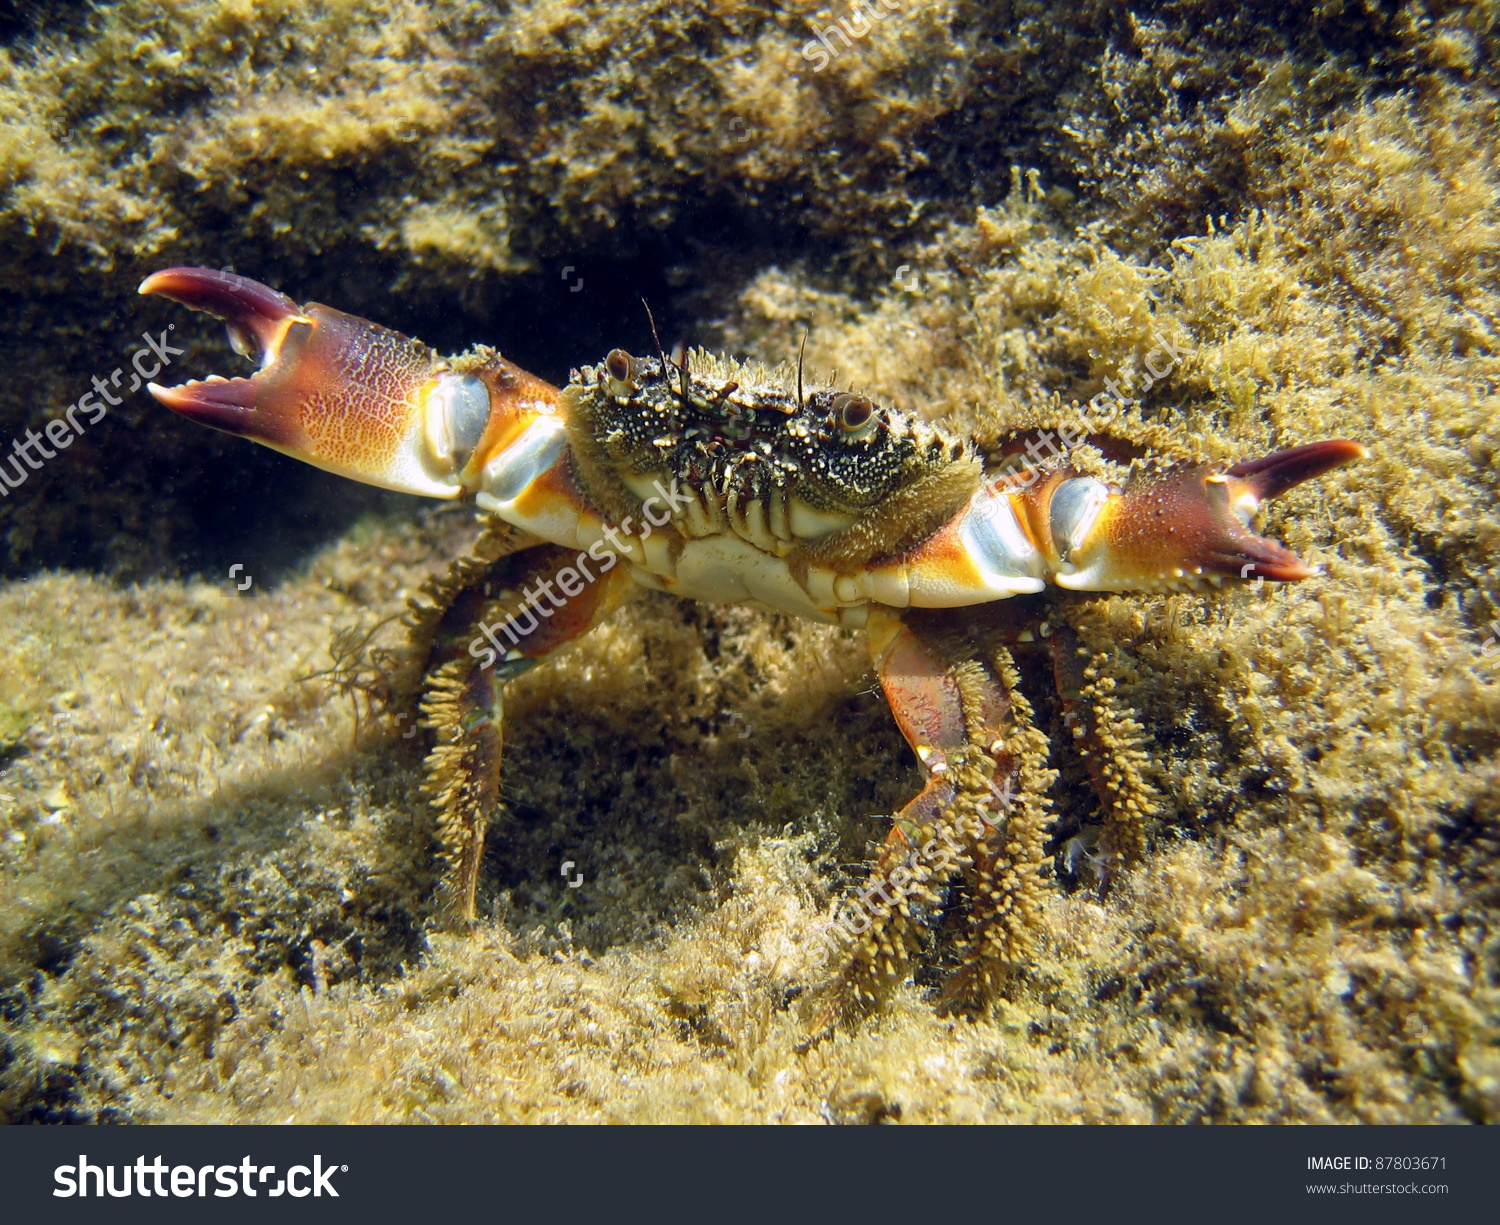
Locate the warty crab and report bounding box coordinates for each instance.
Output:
[137,266,1363,1010]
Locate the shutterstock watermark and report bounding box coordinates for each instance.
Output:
[801,0,906,73]
[806,772,1020,967]
[54,1154,343,1198]
[0,329,182,498]
[969,327,1190,523]
[1479,619,1500,666]
[1088,328,1188,411]
[467,477,693,669]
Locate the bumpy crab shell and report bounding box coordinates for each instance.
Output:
[568,348,983,565]
[139,267,1363,1010]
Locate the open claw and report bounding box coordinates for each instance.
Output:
[140,266,454,495]
[139,266,303,361]
[139,266,563,500]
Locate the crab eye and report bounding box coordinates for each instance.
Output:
[834,393,876,439]
[603,348,638,400]
[605,349,633,382]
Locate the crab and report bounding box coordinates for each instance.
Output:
[137,266,1363,1009]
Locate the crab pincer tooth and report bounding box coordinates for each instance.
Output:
[1049,439,1365,590]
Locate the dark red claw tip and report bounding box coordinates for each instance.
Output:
[1227,439,1367,503]
[148,377,262,434]
[138,267,310,441]
[1208,538,1317,583]
[138,266,301,353]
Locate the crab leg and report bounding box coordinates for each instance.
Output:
[1043,623,1154,871]
[408,538,632,922]
[962,606,1158,877]
[833,607,1054,1009]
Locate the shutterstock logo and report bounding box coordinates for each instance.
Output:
[54,1155,345,1198]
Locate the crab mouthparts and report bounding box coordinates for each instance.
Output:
[137,266,308,434]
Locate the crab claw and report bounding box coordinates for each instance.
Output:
[889,438,1364,607]
[139,267,561,500]
[1045,438,1367,590]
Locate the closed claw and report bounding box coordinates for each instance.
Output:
[139,266,562,500]
[898,438,1365,604]
[1046,439,1368,589]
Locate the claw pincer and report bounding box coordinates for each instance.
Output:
[139,266,565,502]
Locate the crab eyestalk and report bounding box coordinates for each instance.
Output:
[138,267,563,499]
[890,439,1365,605]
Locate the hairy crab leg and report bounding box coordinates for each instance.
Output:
[832,607,1055,1011]
[1042,623,1154,873]
[955,605,1157,884]
[407,538,632,922]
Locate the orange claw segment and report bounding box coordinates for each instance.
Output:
[466,361,569,482]
[140,266,464,498]
[257,301,441,490]
[1055,439,1365,590]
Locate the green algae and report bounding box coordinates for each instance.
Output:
[0,706,30,749]
[0,0,1496,1123]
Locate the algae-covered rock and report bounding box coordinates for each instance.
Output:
[0,0,1496,1123]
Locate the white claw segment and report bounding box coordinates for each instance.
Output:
[952,485,1047,596]
[476,415,569,511]
[863,564,910,608]
[890,483,1047,608]
[1049,477,1111,563]
[423,372,492,475]
[1210,473,1263,527]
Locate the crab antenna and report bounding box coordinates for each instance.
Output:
[642,298,670,380]
[796,329,809,410]
[640,300,692,403]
